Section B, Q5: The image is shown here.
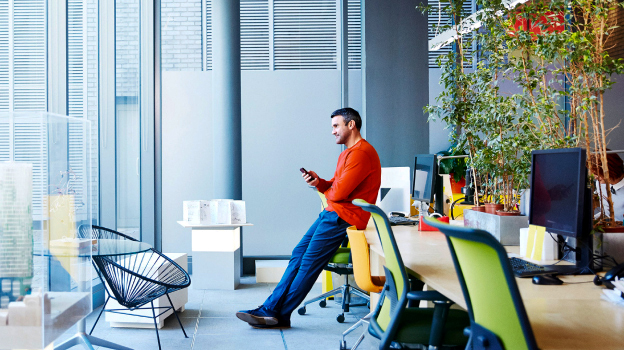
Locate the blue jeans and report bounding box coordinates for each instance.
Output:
[263,210,352,321]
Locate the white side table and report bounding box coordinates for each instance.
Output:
[177,222,253,290]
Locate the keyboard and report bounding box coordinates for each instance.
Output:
[509,257,558,278]
[389,216,418,226]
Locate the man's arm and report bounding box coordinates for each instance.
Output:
[303,170,334,193]
[324,151,371,201]
[315,177,334,193]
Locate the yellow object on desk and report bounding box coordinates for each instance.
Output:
[525,225,546,260]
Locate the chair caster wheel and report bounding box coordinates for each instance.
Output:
[337,314,345,323]
[298,307,306,315]
[340,340,349,350]
[319,299,327,308]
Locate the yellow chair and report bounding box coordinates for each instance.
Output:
[340,226,386,350]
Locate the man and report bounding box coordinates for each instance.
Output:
[236,107,382,328]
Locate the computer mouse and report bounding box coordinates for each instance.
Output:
[532,274,564,285]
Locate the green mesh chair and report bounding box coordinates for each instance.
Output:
[353,199,469,350]
[423,216,539,350]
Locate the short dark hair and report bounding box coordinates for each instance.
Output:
[331,108,362,131]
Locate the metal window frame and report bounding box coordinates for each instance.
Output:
[98,0,156,247]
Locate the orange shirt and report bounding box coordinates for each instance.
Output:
[316,139,382,230]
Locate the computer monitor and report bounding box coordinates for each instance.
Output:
[412,154,446,215]
[412,154,437,204]
[377,167,412,216]
[529,148,594,274]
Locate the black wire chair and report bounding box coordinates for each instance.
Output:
[79,225,191,350]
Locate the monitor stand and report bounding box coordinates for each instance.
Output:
[434,174,445,215]
[549,261,595,275]
[551,188,597,276]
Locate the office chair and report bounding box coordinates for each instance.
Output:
[340,226,386,350]
[79,225,191,350]
[297,192,369,323]
[423,216,539,350]
[353,199,470,350]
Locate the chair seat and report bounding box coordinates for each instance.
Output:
[325,247,352,275]
[330,247,351,264]
[121,285,168,309]
[325,263,353,275]
[368,308,469,347]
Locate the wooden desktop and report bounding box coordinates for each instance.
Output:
[362,223,624,350]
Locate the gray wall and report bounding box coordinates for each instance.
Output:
[363,0,430,167]
[604,74,624,151]
[162,70,362,256]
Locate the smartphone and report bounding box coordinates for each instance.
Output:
[300,168,315,181]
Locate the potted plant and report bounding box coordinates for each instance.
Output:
[423,0,623,244]
[437,147,468,194]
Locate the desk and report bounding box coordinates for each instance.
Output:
[363,224,624,350]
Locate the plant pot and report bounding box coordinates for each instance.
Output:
[449,174,466,194]
[496,210,521,216]
[602,226,624,233]
[594,227,624,269]
[484,203,504,214]
[464,209,528,245]
[471,206,485,212]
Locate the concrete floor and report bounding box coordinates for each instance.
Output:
[54,276,381,350]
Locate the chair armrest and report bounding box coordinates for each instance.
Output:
[406,290,452,303]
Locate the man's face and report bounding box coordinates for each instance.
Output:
[332,115,352,144]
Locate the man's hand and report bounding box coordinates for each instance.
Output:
[303,170,319,187]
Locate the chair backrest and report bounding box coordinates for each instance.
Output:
[93,248,191,309]
[352,199,409,337]
[78,224,138,242]
[346,226,384,293]
[423,217,538,350]
[317,191,328,210]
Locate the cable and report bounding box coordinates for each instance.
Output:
[564,280,596,284]
[450,196,466,220]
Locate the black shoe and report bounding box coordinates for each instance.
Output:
[236,306,279,326]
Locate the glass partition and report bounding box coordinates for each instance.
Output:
[0,112,92,350]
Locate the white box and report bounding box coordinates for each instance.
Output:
[231,201,246,224]
[216,200,230,224]
[519,228,558,261]
[212,200,246,225]
[8,301,33,326]
[183,200,211,225]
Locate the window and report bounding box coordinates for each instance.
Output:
[162,0,362,71]
[428,0,476,69]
